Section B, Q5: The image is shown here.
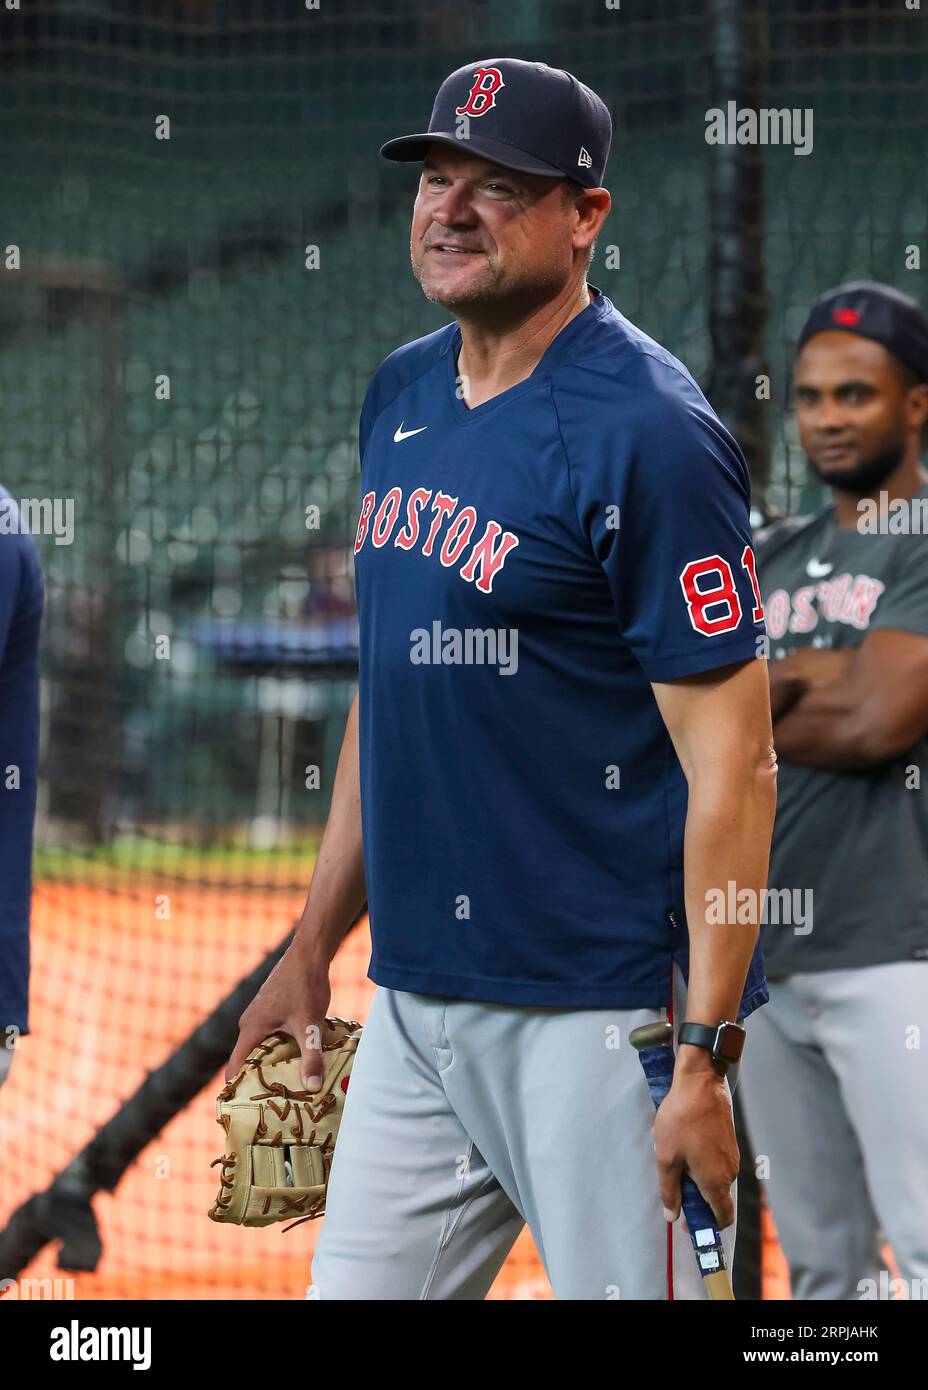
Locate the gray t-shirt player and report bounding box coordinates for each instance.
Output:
[755,483,928,977]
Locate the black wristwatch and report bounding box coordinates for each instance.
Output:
[678,1021,746,1075]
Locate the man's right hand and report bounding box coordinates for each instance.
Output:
[225,939,332,1091]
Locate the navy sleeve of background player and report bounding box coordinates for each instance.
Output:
[0,534,23,665]
[557,371,765,682]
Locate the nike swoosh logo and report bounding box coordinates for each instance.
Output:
[806,558,833,578]
[393,422,428,443]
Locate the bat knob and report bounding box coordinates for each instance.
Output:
[629,1021,674,1052]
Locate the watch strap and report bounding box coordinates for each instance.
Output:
[678,1022,719,1055]
[678,1020,746,1067]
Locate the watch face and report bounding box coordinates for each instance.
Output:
[717,1023,746,1062]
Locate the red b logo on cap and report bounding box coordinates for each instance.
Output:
[456,66,506,118]
[833,307,861,326]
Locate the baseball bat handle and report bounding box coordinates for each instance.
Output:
[630,1029,734,1300]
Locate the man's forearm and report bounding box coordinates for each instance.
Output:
[773,681,880,769]
[293,692,367,965]
[767,647,874,768]
[680,754,777,1039]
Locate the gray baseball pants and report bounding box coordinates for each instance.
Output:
[309,976,739,1300]
[738,959,928,1300]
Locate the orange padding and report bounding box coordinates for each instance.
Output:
[1,880,791,1300]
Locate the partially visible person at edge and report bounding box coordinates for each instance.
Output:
[741,281,928,1300]
[0,485,44,1091]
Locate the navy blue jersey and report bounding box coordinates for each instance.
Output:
[0,486,44,1037]
[353,289,768,1015]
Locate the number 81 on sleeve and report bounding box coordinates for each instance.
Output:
[679,546,764,636]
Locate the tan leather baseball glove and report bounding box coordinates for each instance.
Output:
[209,1017,363,1229]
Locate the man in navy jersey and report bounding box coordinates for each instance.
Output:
[229,59,776,1299]
[0,486,44,1091]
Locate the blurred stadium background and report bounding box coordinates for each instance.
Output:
[0,0,923,1299]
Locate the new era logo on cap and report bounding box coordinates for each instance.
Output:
[379,57,613,190]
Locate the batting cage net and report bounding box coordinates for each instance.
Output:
[0,0,924,1300]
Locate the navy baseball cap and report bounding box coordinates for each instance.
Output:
[380,58,613,189]
[797,280,928,383]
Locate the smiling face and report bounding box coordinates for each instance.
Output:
[409,142,601,312]
[794,331,926,493]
